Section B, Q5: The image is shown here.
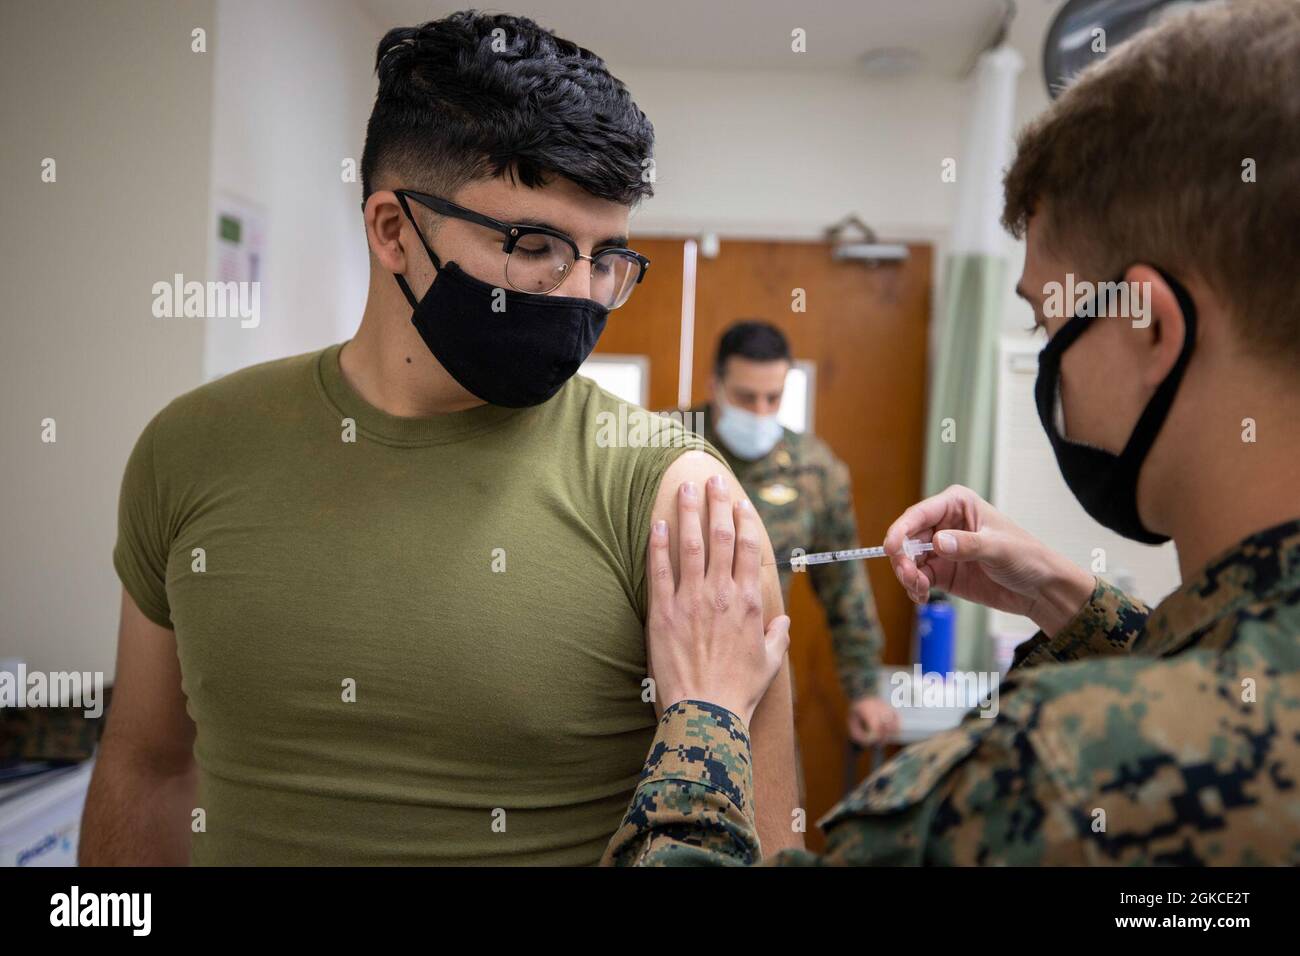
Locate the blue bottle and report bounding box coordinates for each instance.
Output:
[916,592,956,677]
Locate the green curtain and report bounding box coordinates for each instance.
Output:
[922,253,1007,671]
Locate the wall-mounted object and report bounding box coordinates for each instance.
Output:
[825,214,909,265]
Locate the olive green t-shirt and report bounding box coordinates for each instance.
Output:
[113,343,716,865]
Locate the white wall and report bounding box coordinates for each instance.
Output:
[620,66,962,245]
[0,0,215,676]
[204,0,378,380]
[0,0,382,679]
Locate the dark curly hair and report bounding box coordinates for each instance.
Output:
[360,10,654,206]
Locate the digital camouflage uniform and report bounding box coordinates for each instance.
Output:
[695,406,885,702]
[602,518,1300,866]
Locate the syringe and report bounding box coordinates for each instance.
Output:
[772,536,933,571]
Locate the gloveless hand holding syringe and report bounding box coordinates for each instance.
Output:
[769,536,934,571]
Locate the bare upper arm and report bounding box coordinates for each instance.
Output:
[648,450,803,852]
[104,588,195,773]
[649,451,784,620]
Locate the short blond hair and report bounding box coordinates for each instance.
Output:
[1002,0,1300,363]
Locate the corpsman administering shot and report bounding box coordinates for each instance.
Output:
[604,0,1300,866]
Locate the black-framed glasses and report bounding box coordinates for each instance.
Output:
[393,189,650,311]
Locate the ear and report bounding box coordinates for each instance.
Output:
[1125,264,1188,390]
[364,190,410,274]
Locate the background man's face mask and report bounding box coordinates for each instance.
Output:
[715,395,784,460]
[1033,266,1198,545]
[392,196,608,409]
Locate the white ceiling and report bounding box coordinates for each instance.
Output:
[353,0,1052,79]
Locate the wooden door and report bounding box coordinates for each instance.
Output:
[591,238,688,411]
[597,236,932,852]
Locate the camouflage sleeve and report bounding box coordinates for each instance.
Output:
[1009,577,1150,672]
[808,457,885,700]
[601,700,759,867]
[607,696,1075,866]
[780,693,1077,865]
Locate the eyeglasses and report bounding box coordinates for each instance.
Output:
[393,189,650,311]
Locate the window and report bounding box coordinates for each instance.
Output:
[778,360,815,433]
[578,354,648,407]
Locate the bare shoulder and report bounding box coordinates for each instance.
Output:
[652,450,749,516]
[650,451,781,612]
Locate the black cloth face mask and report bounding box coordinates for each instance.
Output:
[1033,267,1198,545]
[392,202,609,409]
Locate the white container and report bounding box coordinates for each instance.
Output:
[0,759,95,866]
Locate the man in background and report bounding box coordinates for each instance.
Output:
[695,321,898,745]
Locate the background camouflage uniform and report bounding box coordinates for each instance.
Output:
[695,405,885,701]
[602,518,1300,865]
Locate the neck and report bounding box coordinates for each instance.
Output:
[1155,380,1300,580]
[340,278,484,417]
